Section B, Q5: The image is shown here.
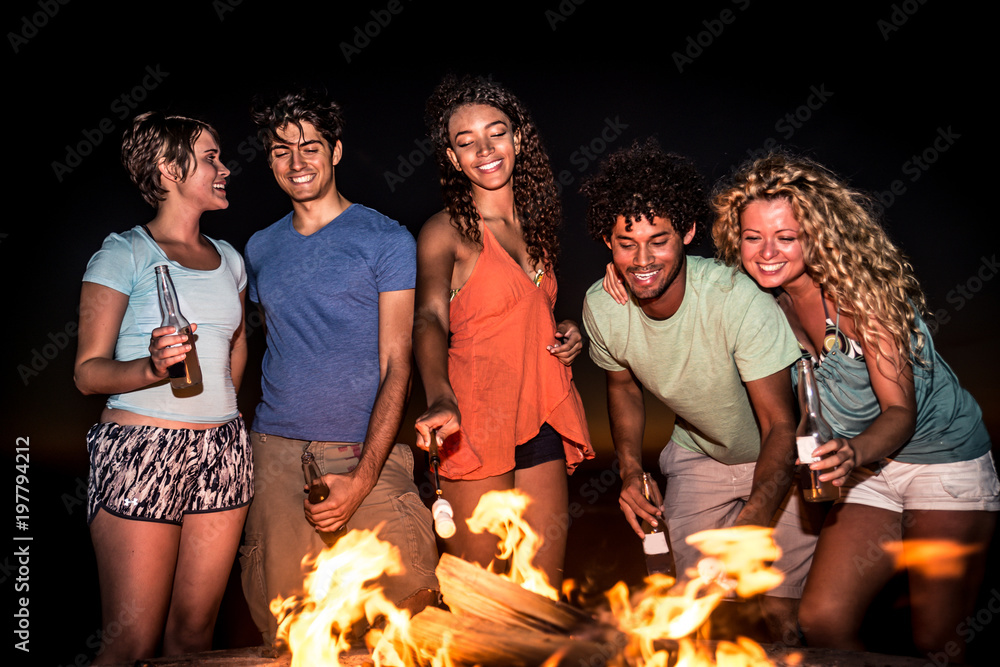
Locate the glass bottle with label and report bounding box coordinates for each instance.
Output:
[640,472,675,577]
[154,265,202,389]
[796,358,840,502]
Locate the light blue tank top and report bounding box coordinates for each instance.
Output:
[797,310,990,464]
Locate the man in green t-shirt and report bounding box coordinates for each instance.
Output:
[580,140,817,644]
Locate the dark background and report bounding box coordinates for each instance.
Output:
[5,1,997,665]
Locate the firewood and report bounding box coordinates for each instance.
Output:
[404,606,617,667]
[436,553,595,635]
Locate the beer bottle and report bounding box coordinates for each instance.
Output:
[795,358,840,502]
[154,265,202,389]
[301,451,329,504]
[640,472,675,577]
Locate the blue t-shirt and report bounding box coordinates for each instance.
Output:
[245,204,416,442]
[82,227,247,423]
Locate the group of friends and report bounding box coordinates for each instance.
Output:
[73,76,998,665]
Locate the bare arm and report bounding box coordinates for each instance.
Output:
[305,288,415,531]
[809,334,917,484]
[412,213,462,450]
[607,367,661,539]
[229,288,248,394]
[735,368,798,527]
[74,281,191,395]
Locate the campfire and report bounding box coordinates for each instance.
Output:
[271,489,793,666]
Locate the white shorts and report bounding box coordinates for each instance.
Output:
[842,451,1000,512]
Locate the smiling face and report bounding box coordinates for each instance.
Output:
[268,120,342,204]
[606,215,694,317]
[739,198,809,290]
[445,103,520,193]
[171,130,230,211]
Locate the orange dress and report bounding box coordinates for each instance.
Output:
[438,223,594,480]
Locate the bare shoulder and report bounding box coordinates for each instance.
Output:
[418,209,482,264]
[418,210,461,245]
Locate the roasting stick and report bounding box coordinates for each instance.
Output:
[429,429,456,539]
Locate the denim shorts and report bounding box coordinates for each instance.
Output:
[86,417,252,525]
[842,451,1000,512]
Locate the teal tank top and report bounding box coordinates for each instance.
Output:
[796,311,990,464]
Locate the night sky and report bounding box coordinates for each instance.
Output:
[6,1,998,664]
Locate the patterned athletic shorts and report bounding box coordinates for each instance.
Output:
[87,417,253,525]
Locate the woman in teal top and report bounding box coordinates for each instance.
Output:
[711,153,998,662]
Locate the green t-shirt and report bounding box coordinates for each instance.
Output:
[583,256,799,464]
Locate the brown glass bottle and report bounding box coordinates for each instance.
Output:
[640,472,675,577]
[301,452,329,504]
[796,358,840,502]
[154,265,202,389]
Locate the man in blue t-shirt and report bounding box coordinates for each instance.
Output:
[239,89,438,647]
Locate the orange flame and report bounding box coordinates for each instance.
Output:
[685,526,784,598]
[883,539,983,578]
[270,528,414,666]
[466,488,559,600]
[604,526,784,666]
[275,495,787,665]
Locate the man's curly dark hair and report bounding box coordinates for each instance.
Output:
[425,74,562,273]
[581,138,710,244]
[250,88,345,157]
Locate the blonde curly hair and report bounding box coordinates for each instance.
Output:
[712,152,927,377]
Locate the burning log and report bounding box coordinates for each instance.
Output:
[437,552,595,634]
[400,553,626,666]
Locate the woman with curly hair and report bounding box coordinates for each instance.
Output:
[75,112,251,663]
[413,75,593,587]
[711,152,997,661]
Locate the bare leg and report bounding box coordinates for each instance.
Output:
[515,459,569,590]
[162,506,249,656]
[903,509,996,662]
[439,472,515,571]
[798,503,901,650]
[89,509,181,664]
[759,596,801,647]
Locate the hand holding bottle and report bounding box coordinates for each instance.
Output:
[619,470,663,539]
[800,435,858,486]
[147,323,198,379]
[640,472,674,577]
